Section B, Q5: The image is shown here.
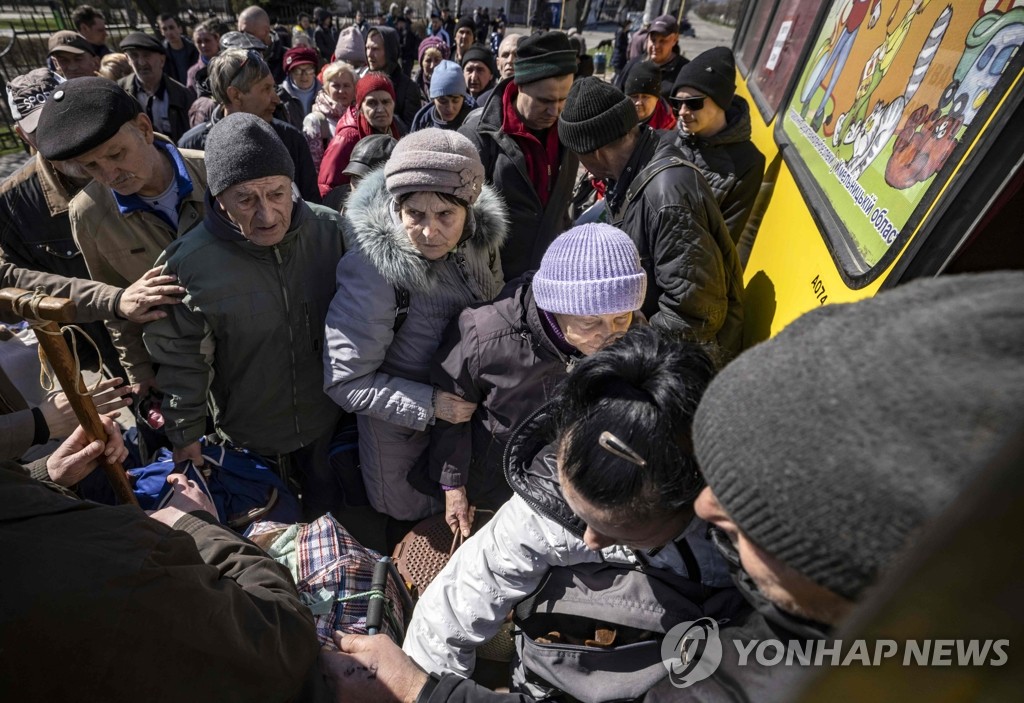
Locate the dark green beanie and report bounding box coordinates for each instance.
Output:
[206,112,295,196]
[513,32,577,85]
[694,272,1024,601]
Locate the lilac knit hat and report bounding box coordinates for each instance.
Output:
[384,127,484,204]
[533,223,647,316]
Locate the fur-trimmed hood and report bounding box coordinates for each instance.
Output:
[342,165,508,293]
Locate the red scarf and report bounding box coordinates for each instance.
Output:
[645,98,678,131]
[502,83,561,208]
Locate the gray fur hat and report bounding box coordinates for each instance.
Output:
[206,113,294,196]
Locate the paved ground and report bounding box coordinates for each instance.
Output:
[0,149,30,179]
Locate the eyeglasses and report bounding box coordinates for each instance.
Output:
[228,49,267,87]
[670,95,706,111]
[291,66,316,77]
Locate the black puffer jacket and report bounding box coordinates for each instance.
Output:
[606,127,744,357]
[460,78,579,280]
[429,278,580,509]
[664,96,766,247]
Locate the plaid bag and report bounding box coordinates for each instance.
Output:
[247,514,407,646]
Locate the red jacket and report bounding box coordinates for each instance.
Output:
[317,109,402,196]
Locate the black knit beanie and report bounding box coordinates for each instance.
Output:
[671,46,736,109]
[514,32,578,85]
[456,16,475,32]
[624,60,662,98]
[694,272,1024,601]
[461,43,497,75]
[206,112,295,196]
[558,77,638,154]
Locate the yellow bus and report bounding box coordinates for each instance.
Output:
[733,0,1024,344]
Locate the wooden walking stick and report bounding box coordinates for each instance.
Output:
[0,287,138,506]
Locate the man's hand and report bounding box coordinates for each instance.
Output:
[433,391,476,424]
[148,472,218,527]
[118,266,185,323]
[46,414,128,486]
[172,441,205,467]
[130,377,158,400]
[444,486,475,538]
[319,632,429,703]
[38,377,132,440]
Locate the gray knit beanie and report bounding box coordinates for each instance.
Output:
[694,271,1024,601]
[558,77,638,154]
[533,223,646,316]
[206,113,295,196]
[384,127,484,205]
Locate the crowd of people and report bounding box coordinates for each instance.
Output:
[2,5,1021,703]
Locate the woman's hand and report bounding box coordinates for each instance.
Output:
[433,390,476,424]
[444,486,475,538]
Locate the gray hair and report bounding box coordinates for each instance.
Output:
[209,48,270,105]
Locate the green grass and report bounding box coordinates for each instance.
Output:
[0,15,66,33]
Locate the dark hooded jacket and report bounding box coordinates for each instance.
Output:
[369,25,424,127]
[428,278,581,509]
[605,126,744,357]
[410,99,473,132]
[664,95,766,247]
[459,77,578,280]
[615,52,689,99]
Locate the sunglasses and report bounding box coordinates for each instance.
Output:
[229,48,267,87]
[670,95,706,111]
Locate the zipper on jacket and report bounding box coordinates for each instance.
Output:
[274,245,301,436]
[304,302,318,352]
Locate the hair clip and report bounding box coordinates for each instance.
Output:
[598,431,647,468]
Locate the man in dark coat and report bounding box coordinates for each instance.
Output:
[559,77,743,357]
[615,14,688,99]
[119,31,194,143]
[366,25,423,127]
[158,13,199,88]
[459,32,579,280]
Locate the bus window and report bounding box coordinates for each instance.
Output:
[747,0,825,121]
[737,0,779,77]
[778,0,1024,283]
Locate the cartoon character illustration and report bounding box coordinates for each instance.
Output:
[886,6,1024,187]
[833,0,934,148]
[979,0,1024,17]
[799,0,882,132]
[844,5,952,180]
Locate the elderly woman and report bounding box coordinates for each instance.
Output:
[410,60,473,132]
[404,326,737,699]
[414,35,448,101]
[324,128,507,523]
[303,60,357,169]
[429,223,647,536]
[280,46,321,118]
[317,72,404,198]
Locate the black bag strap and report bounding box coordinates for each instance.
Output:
[393,286,410,333]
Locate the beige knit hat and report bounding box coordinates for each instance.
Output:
[384,128,484,204]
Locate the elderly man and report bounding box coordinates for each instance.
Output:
[495,32,521,80]
[36,77,207,396]
[365,25,422,126]
[47,31,99,80]
[615,14,688,99]
[238,4,287,82]
[119,32,193,142]
[558,77,743,356]
[459,32,579,280]
[71,4,110,57]
[461,44,496,101]
[145,113,346,518]
[452,17,475,63]
[178,48,320,203]
[317,272,1024,703]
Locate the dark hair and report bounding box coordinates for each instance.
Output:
[72,5,104,29]
[158,13,180,26]
[195,18,222,36]
[396,190,469,210]
[555,326,716,518]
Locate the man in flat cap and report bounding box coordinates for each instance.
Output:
[144,113,346,518]
[35,77,208,398]
[119,31,194,143]
[46,31,99,81]
[459,32,579,280]
[559,77,743,357]
[615,14,688,99]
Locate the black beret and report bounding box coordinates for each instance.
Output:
[35,77,141,161]
[119,31,164,53]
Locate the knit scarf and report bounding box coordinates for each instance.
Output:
[501,83,561,208]
[313,90,348,121]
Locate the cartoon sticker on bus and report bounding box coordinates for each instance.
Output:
[784,0,1024,269]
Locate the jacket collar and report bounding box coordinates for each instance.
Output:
[606,125,660,212]
[112,137,195,227]
[677,94,753,149]
[342,167,508,293]
[35,154,86,216]
[131,73,167,99]
[519,278,577,364]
